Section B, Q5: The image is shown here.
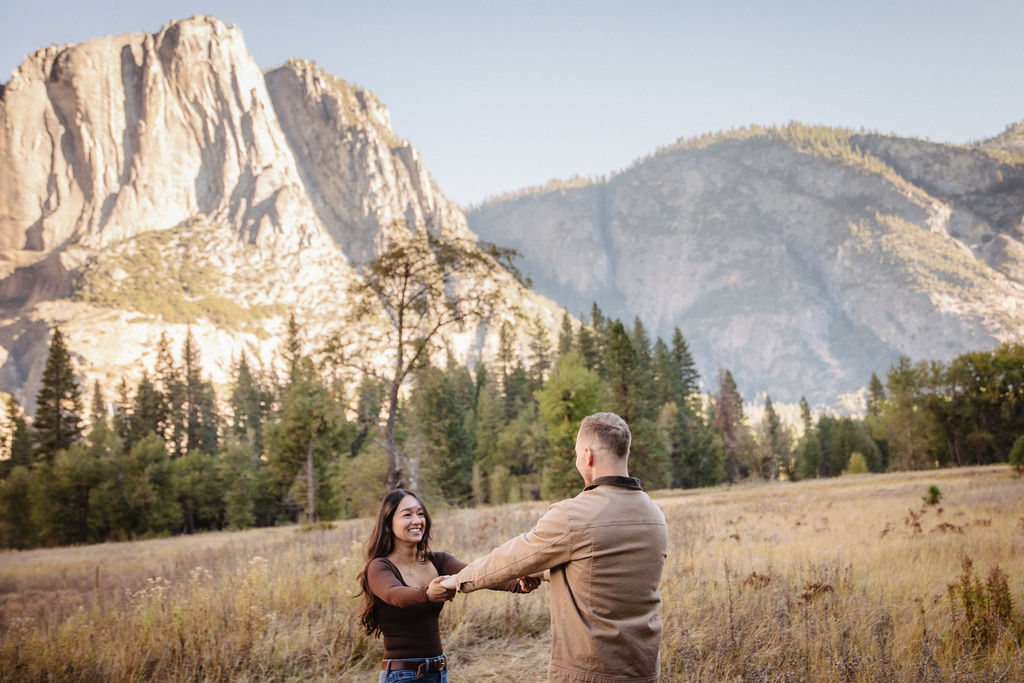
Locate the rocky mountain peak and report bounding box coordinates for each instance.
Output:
[0,17,557,414]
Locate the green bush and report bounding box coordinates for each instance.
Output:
[923,484,942,505]
[844,451,869,475]
[1010,436,1024,476]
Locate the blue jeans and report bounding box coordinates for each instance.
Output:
[378,658,450,683]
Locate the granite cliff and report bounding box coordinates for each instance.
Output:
[0,16,553,412]
[466,126,1024,404]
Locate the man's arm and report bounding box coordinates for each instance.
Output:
[446,502,572,593]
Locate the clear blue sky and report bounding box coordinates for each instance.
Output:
[4,1,1023,207]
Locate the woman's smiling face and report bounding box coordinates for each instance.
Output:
[391,494,427,545]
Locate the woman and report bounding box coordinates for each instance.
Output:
[358,489,537,682]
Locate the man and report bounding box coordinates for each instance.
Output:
[444,412,669,682]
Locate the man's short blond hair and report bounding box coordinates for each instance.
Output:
[578,412,631,459]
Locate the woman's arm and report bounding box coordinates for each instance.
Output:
[366,559,446,607]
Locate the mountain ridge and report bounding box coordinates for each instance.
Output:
[466,124,1024,403]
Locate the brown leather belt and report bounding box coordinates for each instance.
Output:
[381,654,447,675]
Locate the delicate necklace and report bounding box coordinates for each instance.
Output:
[394,555,421,578]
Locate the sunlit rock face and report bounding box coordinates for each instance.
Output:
[0,16,555,413]
[467,130,1024,404]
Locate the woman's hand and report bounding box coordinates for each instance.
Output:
[517,572,543,593]
[427,575,456,602]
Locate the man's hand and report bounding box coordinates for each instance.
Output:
[439,574,458,591]
[427,575,456,602]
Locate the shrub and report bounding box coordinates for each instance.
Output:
[844,452,869,475]
[946,556,1022,653]
[923,484,942,505]
[1009,436,1024,476]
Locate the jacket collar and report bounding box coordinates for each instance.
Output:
[584,475,643,491]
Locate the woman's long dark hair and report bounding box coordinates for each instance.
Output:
[357,489,433,636]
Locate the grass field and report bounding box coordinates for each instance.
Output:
[1,465,1022,681]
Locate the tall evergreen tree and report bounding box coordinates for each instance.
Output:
[503,363,531,420]
[89,380,107,429]
[527,318,553,391]
[0,397,32,477]
[182,331,217,455]
[155,333,185,456]
[867,372,886,417]
[712,369,749,482]
[472,364,505,499]
[282,313,303,385]
[629,317,655,420]
[266,357,346,522]
[112,378,132,445]
[557,310,575,357]
[671,328,700,399]
[408,364,476,505]
[33,327,83,462]
[794,396,822,479]
[605,320,638,421]
[228,353,271,456]
[496,320,517,380]
[758,395,788,480]
[129,371,164,451]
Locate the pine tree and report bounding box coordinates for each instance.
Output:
[671,328,700,399]
[652,338,677,409]
[759,395,787,479]
[266,357,346,523]
[112,378,132,445]
[33,327,83,462]
[228,353,271,456]
[182,331,217,455]
[496,320,516,379]
[155,333,185,456]
[867,372,886,417]
[629,317,655,421]
[0,397,32,477]
[527,318,553,390]
[557,310,575,357]
[472,364,505,500]
[503,363,531,420]
[218,435,258,529]
[605,320,638,421]
[282,313,303,385]
[794,396,821,479]
[129,371,164,450]
[408,364,475,505]
[90,380,107,429]
[712,369,748,482]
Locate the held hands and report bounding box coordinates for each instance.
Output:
[427,575,456,602]
[434,572,542,594]
[517,572,543,593]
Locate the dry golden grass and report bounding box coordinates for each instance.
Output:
[1,466,1022,681]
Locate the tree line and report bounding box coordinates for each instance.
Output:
[1,228,1022,549]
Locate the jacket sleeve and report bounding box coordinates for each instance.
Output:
[437,552,530,593]
[365,558,429,607]
[453,502,572,594]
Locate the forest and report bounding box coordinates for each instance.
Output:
[1,301,1022,550]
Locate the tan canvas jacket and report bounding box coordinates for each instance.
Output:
[453,476,669,682]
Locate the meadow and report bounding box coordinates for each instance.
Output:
[1,465,1021,682]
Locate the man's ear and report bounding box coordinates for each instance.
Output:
[583,446,595,467]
